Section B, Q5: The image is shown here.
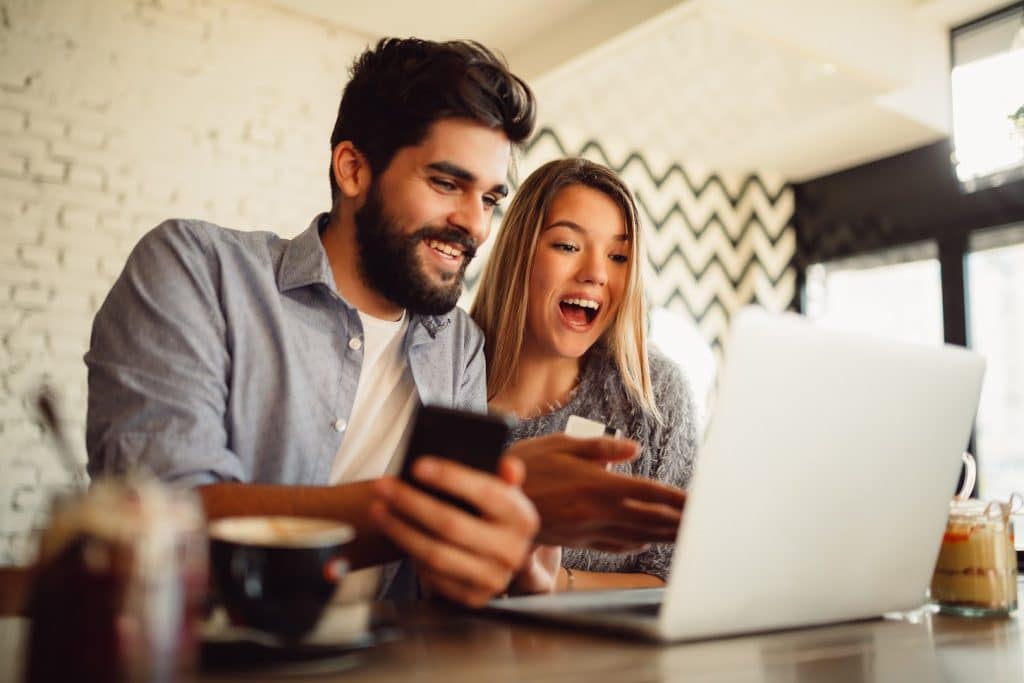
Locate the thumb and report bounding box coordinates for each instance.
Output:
[560,435,639,463]
[498,454,526,487]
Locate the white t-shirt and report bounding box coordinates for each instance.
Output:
[330,310,419,603]
[329,311,418,484]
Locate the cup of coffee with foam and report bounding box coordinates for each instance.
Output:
[208,516,354,640]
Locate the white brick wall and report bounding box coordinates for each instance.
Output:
[0,0,797,568]
[0,0,368,564]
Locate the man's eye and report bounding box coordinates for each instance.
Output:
[431,178,457,192]
[483,195,502,209]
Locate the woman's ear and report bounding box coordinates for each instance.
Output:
[331,141,371,198]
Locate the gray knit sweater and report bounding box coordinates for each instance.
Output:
[506,345,698,580]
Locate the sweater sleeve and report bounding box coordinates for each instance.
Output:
[629,349,699,580]
[557,347,700,580]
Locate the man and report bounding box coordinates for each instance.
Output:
[86,38,684,607]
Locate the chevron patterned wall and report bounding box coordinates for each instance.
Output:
[464,126,798,355]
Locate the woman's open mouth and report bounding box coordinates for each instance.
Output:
[558,297,600,330]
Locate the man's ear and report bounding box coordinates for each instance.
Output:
[331,141,371,198]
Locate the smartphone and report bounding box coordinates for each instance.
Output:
[399,405,513,513]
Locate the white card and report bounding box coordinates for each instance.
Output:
[565,414,622,439]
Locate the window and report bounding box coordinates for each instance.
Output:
[799,231,1023,553]
[803,242,944,346]
[966,224,1024,504]
[951,3,1024,191]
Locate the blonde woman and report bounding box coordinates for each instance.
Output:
[471,158,698,593]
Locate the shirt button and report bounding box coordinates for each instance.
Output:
[348,337,362,351]
[332,419,347,433]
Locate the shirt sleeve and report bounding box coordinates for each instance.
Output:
[85,220,245,487]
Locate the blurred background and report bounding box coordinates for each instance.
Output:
[1,0,1022,565]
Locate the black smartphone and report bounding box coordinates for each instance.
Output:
[399,405,512,514]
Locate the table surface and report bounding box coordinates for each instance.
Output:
[3,597,1023,683]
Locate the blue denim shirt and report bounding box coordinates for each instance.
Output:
[85,215,487,487]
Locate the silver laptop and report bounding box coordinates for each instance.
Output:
[488,307,985,641]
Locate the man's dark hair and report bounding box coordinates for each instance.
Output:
[328,38,536,203]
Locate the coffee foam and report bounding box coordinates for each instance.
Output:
[208,516,354,548]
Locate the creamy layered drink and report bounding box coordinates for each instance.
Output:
[931,498,1019,616]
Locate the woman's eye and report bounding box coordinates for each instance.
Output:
[610,254,629,264]
[554,243,579,253]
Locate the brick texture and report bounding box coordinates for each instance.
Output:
[0,0,366,564]
[0,0,797,568]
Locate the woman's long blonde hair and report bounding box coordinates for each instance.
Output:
[470,158,660,422]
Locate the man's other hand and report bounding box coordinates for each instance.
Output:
[369,455,537,608]
[507,434,686,552]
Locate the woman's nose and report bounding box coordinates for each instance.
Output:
[576,251,608,286]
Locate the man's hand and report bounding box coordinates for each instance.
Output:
[507,434,686,552]
[369,455,538,608]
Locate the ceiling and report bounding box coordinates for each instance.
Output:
[269,0,1011,181]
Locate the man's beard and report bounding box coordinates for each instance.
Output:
[354,184,477,316]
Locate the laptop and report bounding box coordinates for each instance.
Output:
[487,306,986,641]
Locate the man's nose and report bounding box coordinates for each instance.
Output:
[448,195,490,246]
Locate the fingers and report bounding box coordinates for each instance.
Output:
[497,454,526,487]
[568,435,639,463]
[370,460,540,609]
[539,521,678,549]
[588,540,652,554]
[614,478,687,510]
[618,498,684,528]
[511,434,640,464]
[416,567,498,608]
[535,504,681,547]
[409,457,538,534]
[593,520,679,544]
[369,498,513,599]
[373,474,534,570]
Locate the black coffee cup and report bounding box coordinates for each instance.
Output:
[208,516,354,640]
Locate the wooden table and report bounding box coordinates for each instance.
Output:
[4,598,1022,682]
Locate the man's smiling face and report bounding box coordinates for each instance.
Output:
[354,118,511,315]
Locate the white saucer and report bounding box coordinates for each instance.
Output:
[201,601,372,647]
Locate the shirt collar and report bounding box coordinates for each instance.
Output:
[411,314,451,342]
[278,214,453,340]
[277,214,335,293]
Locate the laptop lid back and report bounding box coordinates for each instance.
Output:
[659,308,985,640]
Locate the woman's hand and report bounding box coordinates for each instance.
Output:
[505,434,685,551]
[508,545,562,595]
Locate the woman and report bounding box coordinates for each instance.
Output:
[470,158,698,593]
